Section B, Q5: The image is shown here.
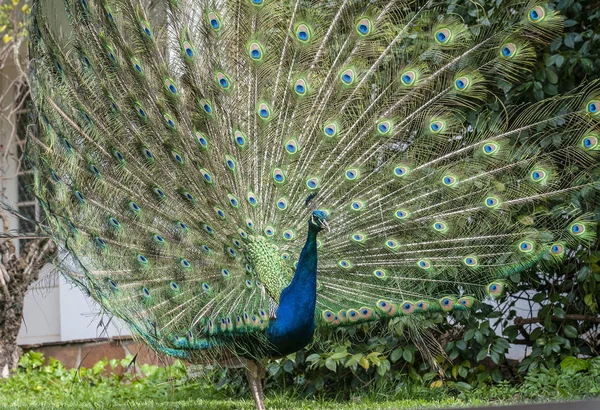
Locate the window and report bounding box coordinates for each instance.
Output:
[14,85,39,251]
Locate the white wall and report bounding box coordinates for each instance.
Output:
[17,264,131,345]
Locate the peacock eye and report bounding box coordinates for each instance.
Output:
[294,78,308,95]
[528,6,546,22]
[570,223,585,236]
[273,168,286,183]
[401,70,417,86]
[393,164,410,177]
[356,18,372,36]
[249,42,263,61]
[485,196,500,208]
[434,28,452,44]
[433,222,447,232]
[455,76,470,90]
[518,241,534,252]
[376,120,392,135]
[582,135,598,150]
[442,175,457,186]
[340,68,355,85]
[306,177,319,189]
[417,260,431,269]
[296,23,311,42]
[323,122,338,137]
[587,100,600,116]
[482,142,499,154]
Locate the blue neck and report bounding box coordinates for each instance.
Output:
[266,228,319,355]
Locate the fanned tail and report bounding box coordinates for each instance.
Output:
[26,0,598,362]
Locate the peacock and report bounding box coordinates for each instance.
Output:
[24,0,599,407]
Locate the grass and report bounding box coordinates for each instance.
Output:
[2,352,599,409]
[0,395,559,410]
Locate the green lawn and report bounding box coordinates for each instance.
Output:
[0,396,548,410]
[2,352,599,409]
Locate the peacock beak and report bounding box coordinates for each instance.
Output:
[321,220,330,232]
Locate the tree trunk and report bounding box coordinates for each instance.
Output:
[0,235,56,377]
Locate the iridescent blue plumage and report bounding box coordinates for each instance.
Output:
[267,211,327,356]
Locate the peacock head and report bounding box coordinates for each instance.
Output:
[309,210,329,233]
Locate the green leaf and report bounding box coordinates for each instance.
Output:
[390,348,403,363]
[476,349,488,362]
[306,354,321,363]
[92,360,106,375]
[490,351,500,365]
[402,349,413,363]
[464,329,475,341]
[492,368,502,383]
[325,358,337,372]
[560,356,589,375]
[584,294,594,306]
[553,307,566,319]
[283,360,294,373]
[330,351,349,360]
[345,354,362,369]
[267,363,281,376]
[475,330,486,345]
[454,381,472,390]
[563,325,578,338]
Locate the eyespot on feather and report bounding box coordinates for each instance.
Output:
[355,17,372,36]
[439,297,454,311]
[528,5,546,22]
[518,240,534,253]
[463,256,478,266]
[295,23,312,43]
[401,301,415,314]
[485,196,501,208]
[340,68,356,85]
[207,12,222,31]
[581,134,599,150]
[248,42,264,61]
[586,100,600,116]
[433,222,448,233]
[500,43,517,58]
[400,70,417,86]
[393,165,410,177]
[458,297,474,308]
[482,142,500,155]
[488,282,504,297]
[454,76,471,91]
[394,209,410,220]
[434,28,452,44]
[273,168,286,184]
[376,119,392,135]
[323,122,339,138]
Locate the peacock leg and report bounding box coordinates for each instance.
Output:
[246,359,266,410]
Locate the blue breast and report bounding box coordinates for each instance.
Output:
[266,229,318,356]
